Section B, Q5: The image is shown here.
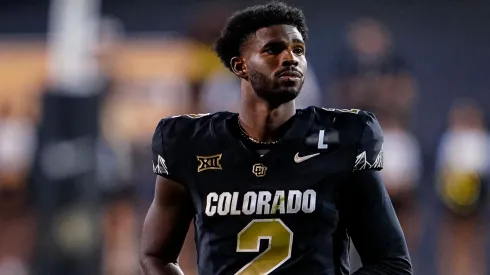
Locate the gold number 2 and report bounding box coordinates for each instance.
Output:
[235,219,293,275]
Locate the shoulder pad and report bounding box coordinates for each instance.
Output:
[161,113,212,142]
[314,107,383,171]
[312,107,369,143]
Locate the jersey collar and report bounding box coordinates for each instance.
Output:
[223,108,313,146]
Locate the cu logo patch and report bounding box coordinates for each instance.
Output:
[252,163,267,177]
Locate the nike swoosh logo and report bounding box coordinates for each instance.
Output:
[294,152,320,163]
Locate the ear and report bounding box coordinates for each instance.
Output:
[230,57,248,79]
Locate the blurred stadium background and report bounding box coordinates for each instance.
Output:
[1,0,490,274]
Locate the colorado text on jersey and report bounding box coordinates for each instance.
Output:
[205,190,316,216]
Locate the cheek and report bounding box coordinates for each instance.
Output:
[299,58,307,73]
[248,55,278,74]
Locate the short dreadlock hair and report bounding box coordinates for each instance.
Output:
[214,1,308,71]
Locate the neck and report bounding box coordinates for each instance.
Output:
[238,86,296,143]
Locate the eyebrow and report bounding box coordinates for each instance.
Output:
[262,38,305,48]
[292,38,305,45]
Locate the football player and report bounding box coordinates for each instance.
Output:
[141,2,412,274]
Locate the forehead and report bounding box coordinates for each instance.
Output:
[252,24,304,46]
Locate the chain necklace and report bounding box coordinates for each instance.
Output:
[237,117,279,145]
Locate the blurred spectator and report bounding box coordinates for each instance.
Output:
[435,99,489,275]
[331,19,420,267]
[96,16,132,193]
[331,17,416,128]
[379,115,422,252]
[185,3,231,113]
[102,191,138,275]
[0,101,37,275]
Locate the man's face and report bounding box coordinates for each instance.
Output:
[241,24,307,105]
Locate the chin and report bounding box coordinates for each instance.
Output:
[278,88,300,97]
[278,82,303,96]
[268,88,300,105]
[278,79,303,95]
[254,87,298,106]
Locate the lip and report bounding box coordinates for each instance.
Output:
[276,69,303,78]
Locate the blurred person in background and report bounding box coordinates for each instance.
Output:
[140,2,411,275]
[95,17,144,275]
[378,115,422,253]
[331,17,420,270]
[435,99,489,275]
[331,17,416,128]
[185,3,232,113]
[0,97,38,275]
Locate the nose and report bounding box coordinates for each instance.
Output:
[281,49,299,67]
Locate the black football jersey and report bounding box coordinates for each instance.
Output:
[151,107,410,275]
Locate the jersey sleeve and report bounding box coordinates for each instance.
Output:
[151,118,184,183]
[353,112,384,171]
[342,171,412,274]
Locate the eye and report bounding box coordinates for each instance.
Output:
[293,47,305,55]
[265,46,282,55]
